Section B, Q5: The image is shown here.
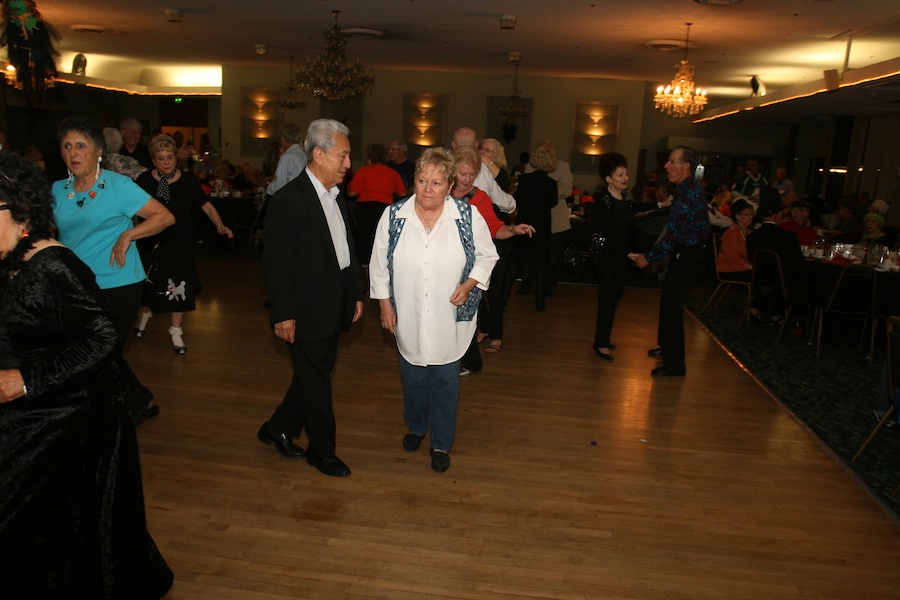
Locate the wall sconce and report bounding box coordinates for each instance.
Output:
[417,106,432,119]
[416,125,430,138]
[587,134,602,147]
[589,114,605,127]
[500,14,517,30]
[252,100,268,113]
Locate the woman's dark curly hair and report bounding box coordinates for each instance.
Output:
[0,152,56,280]
[598,152,628,180]
[57,115,106,156]
[365,142,389,165]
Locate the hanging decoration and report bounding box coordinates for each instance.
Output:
[295,10,374,101]
[0,0,60,105]
[653,23,708,118]
[277,56,307,112]
[497,52,530,143]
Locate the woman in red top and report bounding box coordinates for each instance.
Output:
[347,143,406,266]
[718,198,754,281]
[451,147,533,358]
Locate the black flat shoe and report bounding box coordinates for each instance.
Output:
[257,422,307,459]
[135,404,160,426]
[647,347,664,358]
[430,448,450,473]
[306,452,351,477]
[593,346,615,361]
[651,365,686,377]
[402,432,424,452]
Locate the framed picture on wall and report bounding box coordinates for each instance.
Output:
[570,101,620,174]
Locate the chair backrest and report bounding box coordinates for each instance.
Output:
[825,263,876,313]
[711,233,724,279]
[888,317,900,399]
[751,248,789,303]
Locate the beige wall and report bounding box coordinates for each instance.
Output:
[222,65,797,194]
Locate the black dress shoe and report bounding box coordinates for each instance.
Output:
[257,422,307,459]
[306,452,351,477]
[535,297,545,311]
[430,448,450,473]
[647,347,664,358]
[402,432,424,452]
[593,345,615,361]
[651,365,686,377]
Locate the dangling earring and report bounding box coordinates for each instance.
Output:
[66,169,73,188]
[21,230,29,239]
[96,156,102,178]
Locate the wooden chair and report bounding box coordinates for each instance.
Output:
[231,195,267,255]
[851,317,900,469]
[868,272,899,364]
[808,263,875,357]
[701,233,752,329]
[751,249,800,346]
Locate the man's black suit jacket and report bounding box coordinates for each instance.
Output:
[262,170,360,342]
[746,222,807,301]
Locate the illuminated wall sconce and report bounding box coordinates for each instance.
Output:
[404,92,448,149]
[571,101,620,172]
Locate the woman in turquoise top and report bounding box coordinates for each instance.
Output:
[52,116,174,423]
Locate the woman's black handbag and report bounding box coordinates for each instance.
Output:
[589,232,606,259]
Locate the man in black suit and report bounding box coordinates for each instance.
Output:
[258,119,364,477]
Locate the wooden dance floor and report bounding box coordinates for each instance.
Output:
[129,258,900,599]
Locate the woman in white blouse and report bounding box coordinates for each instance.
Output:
[369,148,498,473]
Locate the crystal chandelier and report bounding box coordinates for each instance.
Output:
[295,10,374,101]
[653,23,708,118]
[277,56,307,112]
[497,52,530,124]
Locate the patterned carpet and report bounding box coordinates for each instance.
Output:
[682,274,900,517]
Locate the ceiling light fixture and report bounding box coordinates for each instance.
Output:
[499,15,517,30]
[164,8,183,24]
[498,52,530,125]
[277,56,307,112]
[653,23,708,118]
[295,10,374,101]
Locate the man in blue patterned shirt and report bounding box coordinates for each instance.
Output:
[629,146,710,376]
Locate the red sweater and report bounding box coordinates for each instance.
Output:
[348,164,406,205]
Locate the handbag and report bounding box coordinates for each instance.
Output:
[589,232,606,259]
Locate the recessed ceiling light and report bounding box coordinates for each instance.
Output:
[341,28,385,40]
[70,24,112,35]
[645,39,686,52]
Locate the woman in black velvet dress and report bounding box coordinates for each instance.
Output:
[133,134,232,354]
[590,153,666,360]
[0,153,173,598]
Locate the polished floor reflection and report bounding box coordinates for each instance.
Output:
[129,258,900,599]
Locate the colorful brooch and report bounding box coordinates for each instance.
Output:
[66,191,75,199]
[98,180,107,189]
[89,191,97,199]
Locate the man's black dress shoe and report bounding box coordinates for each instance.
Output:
[306,452,351,477]
[257,422,307,459]
[651,365,686,377]
[647,347,664,358]
[430,448,450,473]
[402,432,424,452]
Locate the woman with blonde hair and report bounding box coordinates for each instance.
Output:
[370,147,498,472]
[133,134,233,353]
[479,137,510,192]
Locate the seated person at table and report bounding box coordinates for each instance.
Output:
[859,212,896,249]
[826,200,861,243]
[778,198,818,246]
[718,199,754,282]
[747,200,809,313]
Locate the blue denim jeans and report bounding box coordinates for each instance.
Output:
[399,355,460,452]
